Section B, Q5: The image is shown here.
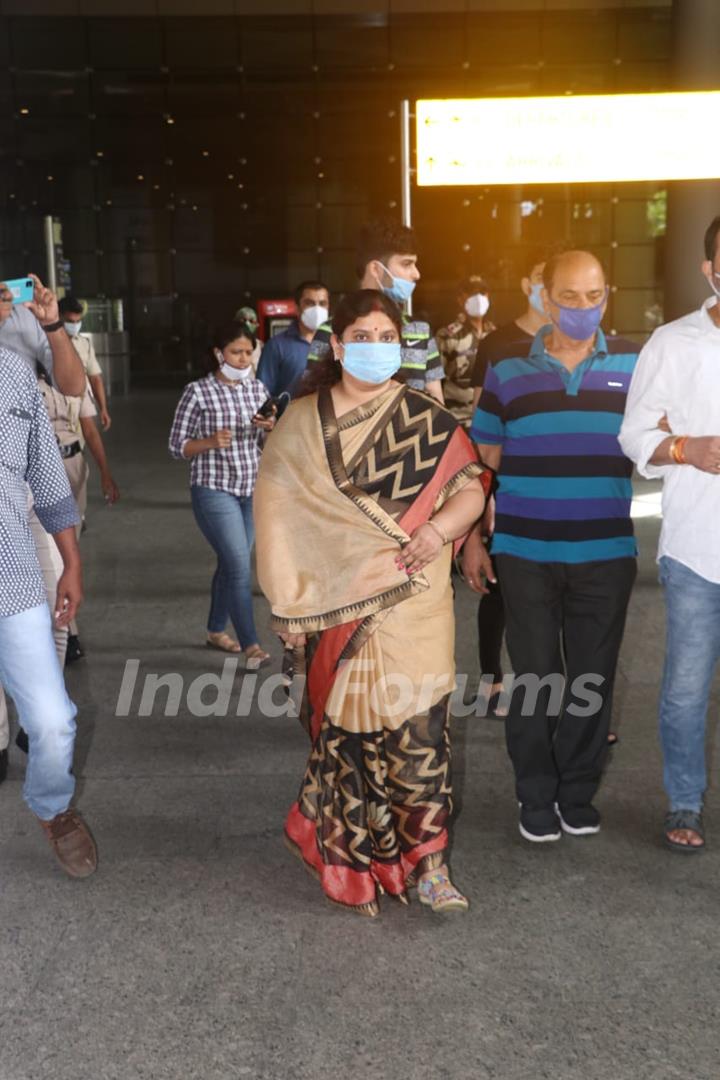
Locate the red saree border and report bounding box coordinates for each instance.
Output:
[306,617,361,742]
[286,803,448,909]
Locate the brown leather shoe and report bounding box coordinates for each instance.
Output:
[38,809,98,879]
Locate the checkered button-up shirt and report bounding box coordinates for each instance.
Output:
[169,373,269,496]
[0,346,79,617]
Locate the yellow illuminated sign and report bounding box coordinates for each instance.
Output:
[416,92,720,186]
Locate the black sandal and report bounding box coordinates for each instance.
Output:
[664,809,705,854]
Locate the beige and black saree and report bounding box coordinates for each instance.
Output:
[255,383,490,913]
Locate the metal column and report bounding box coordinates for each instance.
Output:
[400,99,414,316]
[664,0,720,321]
[43,215,57,292]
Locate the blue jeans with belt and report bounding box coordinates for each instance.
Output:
[190,485,259,649]
[658,556,720,813]
[0,602,76,820]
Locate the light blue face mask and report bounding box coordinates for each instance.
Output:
[551,295,606,341]
[377,262,416,306]
[528,282,546,316]
[341,341,402,384]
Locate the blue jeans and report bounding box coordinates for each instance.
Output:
[0,602,76,820]
[658,556,720,813]
[190,486,259,649]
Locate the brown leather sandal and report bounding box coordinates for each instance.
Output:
[206,632,242,654]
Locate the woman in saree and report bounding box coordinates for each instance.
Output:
[255,290,491,918]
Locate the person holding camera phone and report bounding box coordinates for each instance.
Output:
[0,343,97,877]
[169,320,276,669]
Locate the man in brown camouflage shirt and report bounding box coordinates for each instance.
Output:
[436,275,495,427]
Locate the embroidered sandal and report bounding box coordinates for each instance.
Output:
[417,871,469,913]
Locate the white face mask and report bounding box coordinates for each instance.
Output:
[64,320,82,337]
[300,304,329,332]
[216,351,253,382]
[706,268,720,300]
[464,293,490,319]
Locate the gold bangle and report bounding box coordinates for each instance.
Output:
[670,435,688,465]
[426,519,449,545]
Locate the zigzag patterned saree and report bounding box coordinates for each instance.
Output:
[255,383,490,913]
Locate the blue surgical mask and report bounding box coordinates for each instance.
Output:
[528,283,546,316]
[551,294,606,341]
[341,342,402,384]
[377,262,416,306]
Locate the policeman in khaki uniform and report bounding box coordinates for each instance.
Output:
[58,295,112,430]
[37,370,119,662]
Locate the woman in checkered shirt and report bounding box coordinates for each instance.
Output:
[169,320,276,669]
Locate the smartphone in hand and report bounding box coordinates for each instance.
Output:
[254,397,280,420]
[254,392,290,422]
[1,278,34,304]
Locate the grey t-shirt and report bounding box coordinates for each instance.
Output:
[0,306,53,378]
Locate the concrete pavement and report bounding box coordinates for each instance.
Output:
[0,392,717,1080]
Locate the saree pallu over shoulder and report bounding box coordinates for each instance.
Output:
[254,386,425,634]
[255,384,489,635]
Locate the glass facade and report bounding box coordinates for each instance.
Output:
[0,7,672,379]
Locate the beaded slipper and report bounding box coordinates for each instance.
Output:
[417,871,469,913]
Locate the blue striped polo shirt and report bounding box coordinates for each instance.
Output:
[470,326,639,564]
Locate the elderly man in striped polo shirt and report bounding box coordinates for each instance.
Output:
[465,250,639,843]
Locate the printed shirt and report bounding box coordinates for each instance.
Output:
[436,313,495,425]
[619,298,720,584]
[168,373,269,497]
[0,346,79,617]
[257,321,312,397]
[306,314,444,391]
[471,326,640,565]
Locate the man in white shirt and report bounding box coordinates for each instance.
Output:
[619,214,720,855]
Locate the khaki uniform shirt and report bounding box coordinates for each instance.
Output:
[71,333,103,378]
[38,376,97,449]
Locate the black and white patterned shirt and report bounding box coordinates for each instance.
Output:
[0,346,79,617]
[169,373,269,497]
